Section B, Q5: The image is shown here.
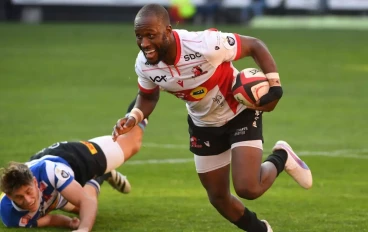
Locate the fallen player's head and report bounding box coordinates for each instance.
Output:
[0,162,40,212]
[134,4,174,65]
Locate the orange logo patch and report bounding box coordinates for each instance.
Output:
[79,141,98,155]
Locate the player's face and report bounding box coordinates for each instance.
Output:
[134,15,171,65]
[8,177,40,212]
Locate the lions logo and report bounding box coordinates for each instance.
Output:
[191,66,208,78]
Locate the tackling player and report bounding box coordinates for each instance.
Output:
[112,4,313,232]
[0,99,147,231]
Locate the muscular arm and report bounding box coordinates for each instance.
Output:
[135,87,160,119]
[60,180,97,232]
[238,36,282,111]
[37,214,79,229]
[238,35,278,75]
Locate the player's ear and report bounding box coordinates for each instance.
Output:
[33,177,37,187]
[166,25,172,33]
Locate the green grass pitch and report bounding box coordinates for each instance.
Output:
[0,23,367,231]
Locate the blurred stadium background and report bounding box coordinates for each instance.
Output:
[1,0,368,231]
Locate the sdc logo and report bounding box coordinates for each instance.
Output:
[190,86,208,100]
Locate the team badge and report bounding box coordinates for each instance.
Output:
[191,65,208,78]
[227,36,235,46]
[222,34,236,50]
[61,170,69,178]
[55,167,71,180]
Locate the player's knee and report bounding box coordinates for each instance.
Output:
[131,140,142,155]
[234,186,260,200]
[207,191,229,208]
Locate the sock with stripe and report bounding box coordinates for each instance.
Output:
[86,179,101,195]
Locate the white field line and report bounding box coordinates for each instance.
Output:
[126,143,368,165]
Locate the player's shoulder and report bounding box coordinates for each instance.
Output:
[178,27,221,37]
[0,194,27,227]
[27,159,57,184]
[177,28,230,53]
[175,28,215,42]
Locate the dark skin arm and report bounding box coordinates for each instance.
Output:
[112,87,159,141]
[237,36,282,112]
[112,35,280,140]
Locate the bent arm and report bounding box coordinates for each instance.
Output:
[60,180,97,232]
[238,36,282,111]
[37,214,75,228]
[238,35,278,76]
[134,87,160,119]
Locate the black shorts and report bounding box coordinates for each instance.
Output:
[30,141,107,186]
[188,109,263,156]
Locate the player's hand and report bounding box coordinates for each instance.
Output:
[112,117,136,141]
[69,217,80,230]
[72,229,88,232]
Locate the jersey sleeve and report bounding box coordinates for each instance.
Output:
[201,30,242,67]
[135,53,159,94]
[44,161,74,192]
[0,195,39,228]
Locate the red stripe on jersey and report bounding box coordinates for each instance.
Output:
[217,63,239,114]
[173,31,181,65]
[167,62,239,114]
[234,34,242,61]
[138,83,158,94]
[168,65,223,101]
[173,65,181,75]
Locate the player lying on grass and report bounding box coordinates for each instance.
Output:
[0,99,147,231]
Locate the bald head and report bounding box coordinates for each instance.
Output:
[135,4,170,26]
[134,4,176,65]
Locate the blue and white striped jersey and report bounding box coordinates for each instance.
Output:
[0,155,74,227]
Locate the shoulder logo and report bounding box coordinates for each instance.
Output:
[222,34,236,50]
[61,170,69,178]
[227,36,235,46]
[55,167,71,180]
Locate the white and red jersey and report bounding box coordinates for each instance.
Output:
[136,29,247,127]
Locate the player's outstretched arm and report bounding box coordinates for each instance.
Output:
[238,35,283,112]
[113,88,159,141]
[60,180,98,232]
[37,214,80,229]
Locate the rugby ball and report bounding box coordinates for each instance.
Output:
[232,68,270,107]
